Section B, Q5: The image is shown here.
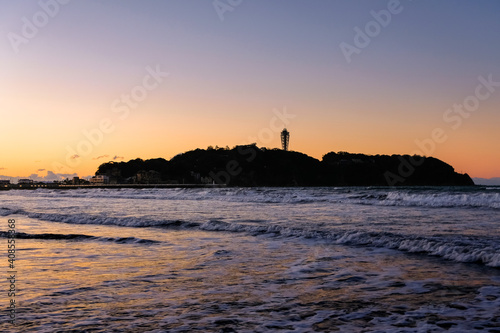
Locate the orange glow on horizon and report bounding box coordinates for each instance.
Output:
[1,2,499,181]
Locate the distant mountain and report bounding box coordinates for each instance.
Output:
[95,145,474,187]
[473,177,500,186]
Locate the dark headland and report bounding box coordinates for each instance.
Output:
[95,145,474,187]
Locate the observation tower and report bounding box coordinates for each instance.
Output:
[281,128,290,151]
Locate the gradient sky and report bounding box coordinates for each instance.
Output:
[1,0,499,181]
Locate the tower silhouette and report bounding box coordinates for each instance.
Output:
[281,128,290,151]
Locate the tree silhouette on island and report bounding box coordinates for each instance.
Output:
[95,145,474,187]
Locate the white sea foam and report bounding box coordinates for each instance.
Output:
[25,211,199,229]
[14,186,499,209]
[2,210,498,267]
[378,191,500,209]
[198,221,500,267]
[4,187,500,209]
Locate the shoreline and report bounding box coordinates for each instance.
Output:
[0,184,483,190]
[0,184,227,190]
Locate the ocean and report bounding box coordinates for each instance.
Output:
[1,186,499,332]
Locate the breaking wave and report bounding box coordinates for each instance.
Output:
[369,191,500,209]
[7,187,499,209]
[199,220,500,268]
[2,210,499,267]
[2,186,499,267]
[26,212,200,229]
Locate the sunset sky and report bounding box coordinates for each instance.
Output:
[1,0,499,181]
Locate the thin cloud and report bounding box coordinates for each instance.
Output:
[70,154,80,160]
[113,155,125,160]
[38,168,46,172]
[93,155,110,160]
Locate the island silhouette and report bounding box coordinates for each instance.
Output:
[95,145,474,187]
